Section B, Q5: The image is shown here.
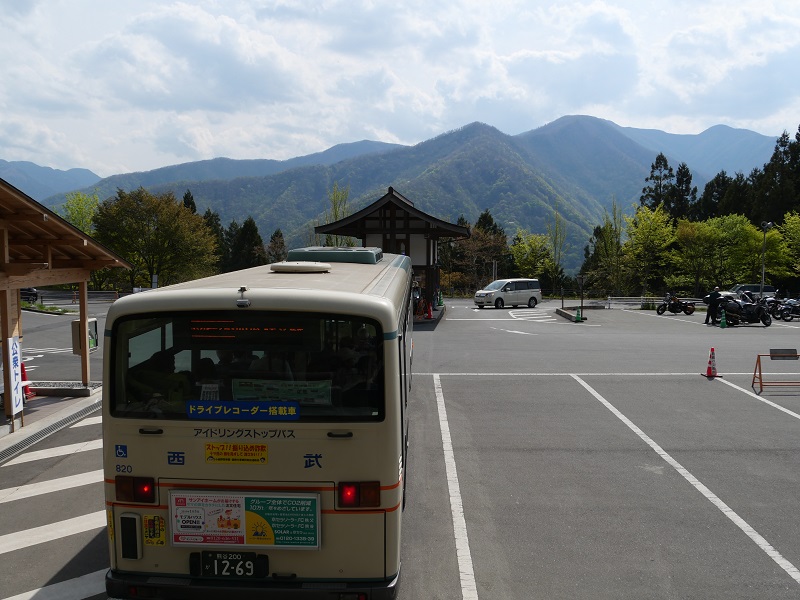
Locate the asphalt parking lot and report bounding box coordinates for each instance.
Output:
[401,299,800,599]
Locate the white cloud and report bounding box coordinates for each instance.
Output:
[0,0,798,176]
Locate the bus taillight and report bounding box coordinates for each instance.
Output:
[115,476,156,503]
[338,481,380,508]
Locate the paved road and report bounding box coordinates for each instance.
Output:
[401,300,800,599]
[4,299,800,599]
[17,304,108,382]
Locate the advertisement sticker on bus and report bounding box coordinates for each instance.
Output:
[170,491,320,549]
[204,443,268,464]
[143,515,166,546]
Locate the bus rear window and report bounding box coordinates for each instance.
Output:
[111,311,384,422]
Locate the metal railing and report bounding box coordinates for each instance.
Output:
[605,296,704,309]
[36,290,120,305]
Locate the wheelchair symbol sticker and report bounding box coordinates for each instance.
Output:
[115,445,128,458]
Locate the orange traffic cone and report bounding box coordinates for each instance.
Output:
[21,361,35,399]
[701,347,722,378]
[426,301,433,319]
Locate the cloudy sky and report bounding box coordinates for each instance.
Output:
[2,0,799,177]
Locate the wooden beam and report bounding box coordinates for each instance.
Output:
[0,211,48,223]
[0,262,49,275]
[50,259,121,269]
[0,267,92,289]
[9,238,88,247]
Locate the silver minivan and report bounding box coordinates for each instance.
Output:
[474,278,542,308]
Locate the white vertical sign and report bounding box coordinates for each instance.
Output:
[7,336,23,416]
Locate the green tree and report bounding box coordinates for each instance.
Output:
[438,216,471,295]
[225,217,267,271]
[59,190,99,234]
[323,182,355,247]
[624,204,675,294]
[510,228,551,279]
[475,209,504,236]
[183,189,197,214]
[640,153,674,211]
[779,212,800,277]
[266,228,288,263]
[668,219,717,295]
[753,129,800,224]
[546,201,568,289]
[58,190,107,289]
[703,214,757,287]
[93,187,217,289]
[718,171,756,217]
[667,163,697,221]
[690,171,730,220]
[583,201,626,295]
[454,211,508,289]
[222,220,241,272]
[202,208,225,273]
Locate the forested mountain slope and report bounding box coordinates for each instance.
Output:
[33,116,776,271]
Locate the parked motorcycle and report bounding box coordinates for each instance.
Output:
[718,292,771,326]
[765,295,785,320]
[780,298,800,321]
[656,293,696,315]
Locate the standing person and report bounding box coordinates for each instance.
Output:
[705,286,722,325]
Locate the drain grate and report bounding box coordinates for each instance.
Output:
[0,400,102,465]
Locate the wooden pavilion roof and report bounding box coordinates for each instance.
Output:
[0,177,130,290]
[314,187,470,240]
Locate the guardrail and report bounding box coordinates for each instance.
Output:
[37,290,120,305]
[605,296,704,309]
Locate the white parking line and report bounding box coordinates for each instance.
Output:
[719,378,800,420]
[0,470,104,502]
[70,415,103,427]
[0,510,106,555]
[571,374,800,586]
[3,440,103,466]
[500,329,537,336]
[434,374,479,600]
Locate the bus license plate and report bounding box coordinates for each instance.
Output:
[201,551,267,578]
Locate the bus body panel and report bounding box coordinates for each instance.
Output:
[103,251,411,598]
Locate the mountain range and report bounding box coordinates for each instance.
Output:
[1,115,779,272]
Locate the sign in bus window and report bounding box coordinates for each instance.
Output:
[232,379,332,405]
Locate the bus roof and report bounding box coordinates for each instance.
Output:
[108,249,413,324]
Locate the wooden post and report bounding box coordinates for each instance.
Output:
[79,281,90,386]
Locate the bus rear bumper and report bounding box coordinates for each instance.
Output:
[106,568,400,599]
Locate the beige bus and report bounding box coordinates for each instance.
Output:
[103,247,413,599]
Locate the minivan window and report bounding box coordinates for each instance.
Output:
[484,280,507,291]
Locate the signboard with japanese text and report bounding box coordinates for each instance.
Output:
[204,443,268,464]
[232,379,332,405]
[170,491,320,549]
[187,400,300,421]
[6,337,23,417]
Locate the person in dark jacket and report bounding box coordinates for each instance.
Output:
[705,286,722,325]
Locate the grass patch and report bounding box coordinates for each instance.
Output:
[22,301,73,315]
